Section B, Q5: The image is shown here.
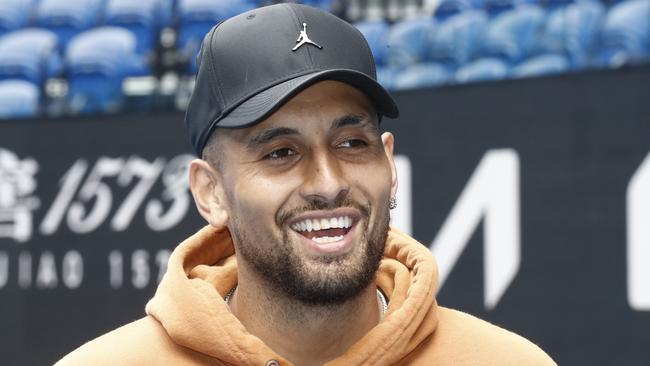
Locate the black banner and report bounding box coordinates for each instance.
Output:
[1,66,649,365]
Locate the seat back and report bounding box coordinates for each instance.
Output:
[0,0,36,37]
[65,27,141,114]
[598,0,650,66]
[385,17,437,69]
[480,4,547,63]
[431,10,488,66]
[105,0,167,55]
[0,28,62,85]
[36,0,104,49]
[0,80,39,118]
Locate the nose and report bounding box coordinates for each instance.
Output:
[299,149,350,205]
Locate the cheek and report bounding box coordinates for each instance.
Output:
[347,161,393,197]
[226,173,298,222]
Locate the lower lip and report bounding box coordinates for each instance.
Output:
[293,223,357,255]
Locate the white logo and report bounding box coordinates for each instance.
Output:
[430,149,521,310]
[292,23,322,51]
[0,148,40,243]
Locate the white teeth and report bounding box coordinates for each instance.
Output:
[312,235,344,244]
[330,217,338,228]
[320,218,330,230]
[291,216,353,232]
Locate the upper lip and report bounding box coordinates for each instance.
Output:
[287,207,361,228]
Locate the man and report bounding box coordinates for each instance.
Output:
[57,4,556,365]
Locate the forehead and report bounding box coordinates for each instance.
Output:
[222,80,378,142]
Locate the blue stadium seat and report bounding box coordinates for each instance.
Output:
[538,0,604,68]
[376,66,396,90]
[454,57,509,82]
[393,62,451,90]
[0,29,62,86]
[483,0,534,16]
[354,20,390,66]
[434,0,474,20]
[0,79,39,118]
[480,4,547,63]
[430,10,488,66]
[512,53,570,77]
[385,17,437,69]
[177,0,256,74]
[105,0,173,55]
[598,0,650,67]
[65,27,148,114]
[0,0,36,37]
[36,0,104,49]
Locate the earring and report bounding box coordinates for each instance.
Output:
[389,196,397,210]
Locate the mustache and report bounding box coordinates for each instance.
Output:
[276,195,371,227]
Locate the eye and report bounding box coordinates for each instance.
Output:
[264,147,297,160]
[338,139,368,148]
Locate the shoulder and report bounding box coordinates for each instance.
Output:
[404,306,557,365]
[54,316,217,366]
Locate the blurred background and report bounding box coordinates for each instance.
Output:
[0,0,649,364]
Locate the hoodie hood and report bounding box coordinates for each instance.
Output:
[145,225,439,365]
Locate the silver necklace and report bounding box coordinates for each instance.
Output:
[224,286,388,316]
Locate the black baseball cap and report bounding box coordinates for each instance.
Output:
[184,3,399,156]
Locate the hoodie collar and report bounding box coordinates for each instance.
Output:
[146,226,439,365]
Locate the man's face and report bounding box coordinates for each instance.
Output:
[207,81,397,305]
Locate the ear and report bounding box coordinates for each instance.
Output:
[189,159,229,229]
[381,132,398,199]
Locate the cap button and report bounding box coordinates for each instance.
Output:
[265,360,280,366]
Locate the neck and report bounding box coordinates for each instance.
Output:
[229,264,382,366]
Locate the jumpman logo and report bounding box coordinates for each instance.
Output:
[292,23,322,51]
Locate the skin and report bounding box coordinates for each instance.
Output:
[189,80,398,365]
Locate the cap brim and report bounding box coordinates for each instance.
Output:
[217,69,399,128]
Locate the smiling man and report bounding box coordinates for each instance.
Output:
[57,3,556,366]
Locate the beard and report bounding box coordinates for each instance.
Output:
[231,196,390,306]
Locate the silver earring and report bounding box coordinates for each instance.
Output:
[389,196,397,210]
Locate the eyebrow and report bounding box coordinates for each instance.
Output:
[331,114,367,130]
[246,127,299,149]
[245,114,374,149]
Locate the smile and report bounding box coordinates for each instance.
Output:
[288,210,359,254]
[291,216,353,243]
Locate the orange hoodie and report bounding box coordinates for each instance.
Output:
[56,226,556,366]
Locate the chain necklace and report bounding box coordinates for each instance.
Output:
[224,286,388,316]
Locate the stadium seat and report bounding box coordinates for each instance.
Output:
[393,62,451,90]
[36,0,104,49]
[480,4,547,63]
[105,0,173,55]
[385,17,437,69]
[0,0,36,37]
[537,0,604,68]
[430,10,488,66]
[483,0,531,16]
[454,57,509,82]
[0,80,39,118]
[512,53,570,77]
[434,0,473,20]
[376,66,396,90]
[177,0,256,74]
[598,0,650,67]
[0,29,62,86]
[354,20,390,66]
[65,27,149,114]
